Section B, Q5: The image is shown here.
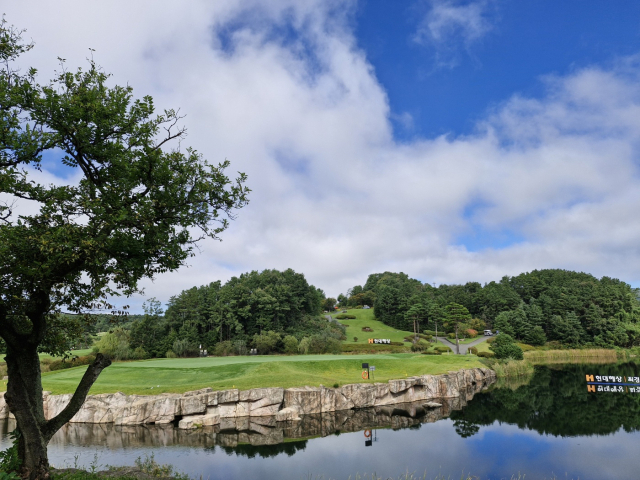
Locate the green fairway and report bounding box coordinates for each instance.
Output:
[332,309,414,344]
[39,348,94,361]
[38,353,484,395]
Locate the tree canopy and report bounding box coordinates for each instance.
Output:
[0,20,248,479]
[342,269,640,348]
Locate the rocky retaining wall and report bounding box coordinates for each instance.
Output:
[0,368,495,429]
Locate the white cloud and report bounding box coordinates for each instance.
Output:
[414,0,497,67]
[4,1,640,311]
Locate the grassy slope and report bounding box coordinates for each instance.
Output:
[39,353,484,395]
[39,348,94,361]
[333,308,414,344]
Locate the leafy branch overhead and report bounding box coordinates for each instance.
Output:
[0,17,248,479]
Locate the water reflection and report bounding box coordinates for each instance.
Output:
[450,362,640,437]
[41,397,466,455]
[3,364,640,479]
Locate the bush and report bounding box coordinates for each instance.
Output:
[213,340,235,356]
[335,314,357,320]
[422,350,442,355]
[361,326,373,332]
[166,350,177,358]
[173,339,199,358]
[283,335,299,354]
[490,334,524,360]
[434,346,451,353]
[486,337,496,343]
[423,330,436,336]
[305,334,341,354]
[477,351,495,358]
[132,347,149,360]
[49,355,96,371]
[411,343,425,352]
[469,346,478,355]
[94,327,132,360]
[465,329,478,338]
[447,333,456,340]
[353,337,358,342]
[253,331,282,355]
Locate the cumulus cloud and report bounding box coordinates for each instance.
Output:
[4,1,640,311]
[413,0,497,67]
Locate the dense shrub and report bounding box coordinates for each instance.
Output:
[166,350,177,358]
[434,346,452,353]
[490,334,524,360]
[423,330,436,336]
[282,335,299,354]
[411,343,425,352]
[361,326,373,332]
[252,331,282,355]
[213,340,235,356]
[353,337,358,342]
[469,346,478,355]
[477,351,495,358]
[301,334,341,354]
[172,339,199,358]
[465,329,478,338]
[447,333,456,340]
[335,314,357,320]
[526,325,547,346]
[422,350,442,355]
[94,328,133,360]
[49,355,96,371]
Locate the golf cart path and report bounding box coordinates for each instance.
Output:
[436,336,489,354]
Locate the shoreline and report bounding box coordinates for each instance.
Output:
[0,368,496,429]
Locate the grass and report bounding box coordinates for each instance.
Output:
[332,309,414,344]
[524,348,620,364]
[486,359,535,378]
[37,353,484,395]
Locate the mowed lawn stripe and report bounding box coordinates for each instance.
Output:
[38,353,483,395]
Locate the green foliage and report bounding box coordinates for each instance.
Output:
[335,314,356,320]
[526,325,547,346]
[346,268,640,349]
[298,334,341,354]
[469,346,478,355]
[0,430,21,474]
[434,346,452,353]
[282,335,299,354]
[94,328,134,360]
[477,351,495,358]
[490,334,524,360]
[165,350,177,358]
[172,338,199,358]
[252,331,282,355]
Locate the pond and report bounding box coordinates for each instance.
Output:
[3,362,640,479]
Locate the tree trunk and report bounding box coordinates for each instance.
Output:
[455,324,460,354]
[4,347,111,480]
[5,346,50,480]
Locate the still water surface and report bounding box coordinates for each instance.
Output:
[4,363,640,479]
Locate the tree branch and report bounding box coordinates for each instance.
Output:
[41,353,111,440]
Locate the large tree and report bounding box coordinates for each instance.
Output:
[0,21,248,479]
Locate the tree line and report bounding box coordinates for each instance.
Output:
[340,269,640,348]
[97,268,343,359]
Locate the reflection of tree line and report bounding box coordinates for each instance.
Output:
[449,363,640,438]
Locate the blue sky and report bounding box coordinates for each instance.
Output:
[6,1,640,307]
[357,0,640,139]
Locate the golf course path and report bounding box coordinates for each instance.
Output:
[436,336,489,354]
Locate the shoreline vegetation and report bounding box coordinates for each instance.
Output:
[483,347,628,379]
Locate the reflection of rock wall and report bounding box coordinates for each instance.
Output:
[46,396,473,450]
[0,368,495,429]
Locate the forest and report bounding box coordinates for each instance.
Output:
[90,268,640,360]
[343,269,640,348]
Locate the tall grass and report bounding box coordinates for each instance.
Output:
[489,359,534,378]
[524,348,619,364]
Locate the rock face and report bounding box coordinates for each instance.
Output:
[0,368,495,429]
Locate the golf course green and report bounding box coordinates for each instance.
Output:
[38,353,484,395]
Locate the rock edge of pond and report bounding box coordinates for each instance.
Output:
[0,368,495,429]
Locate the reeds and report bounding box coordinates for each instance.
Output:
[490,359,534,378]
[524,348,619,364]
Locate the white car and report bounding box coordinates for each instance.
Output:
[483,330,493,336]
